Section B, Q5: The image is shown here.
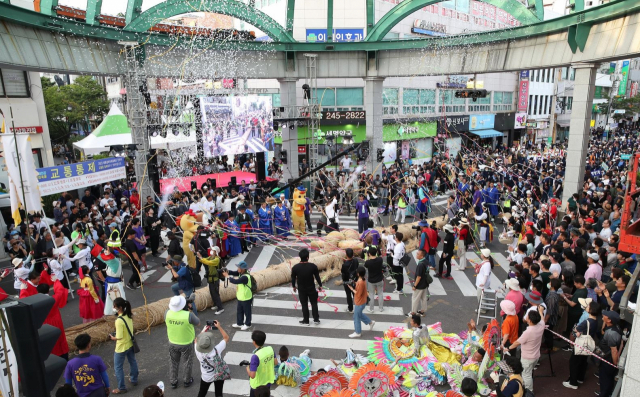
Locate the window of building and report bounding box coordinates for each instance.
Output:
[383,88,399,114]
[567,96,573,111]
[543,96,548,115]
[336,88,363,107]
[403,88,436,114]
[569,68,576,81]
[551,68,555,83]
[468,91,491,112]
[0,69,29,97]
[258,93,281,107]
[533,95,538,115]
[438,90,465,113]
[528,94,533,115]
[492,91,513,111]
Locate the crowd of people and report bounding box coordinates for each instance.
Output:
[4,123,640,397]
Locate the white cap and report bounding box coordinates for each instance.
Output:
[77,239,86,245]
[12,258,22,268]
[169,296,186,312]
[480,248,491,258]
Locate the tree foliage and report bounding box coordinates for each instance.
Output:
[41,76,109,143]
[596,94,640,121]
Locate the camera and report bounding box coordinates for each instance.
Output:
[411,225,422,230]
[239,360,251,367]
[184,293,196,311]
[206,320,219,328]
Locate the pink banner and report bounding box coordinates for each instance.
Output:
[518,80,530,112]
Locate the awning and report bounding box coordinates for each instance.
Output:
[557,121,570,128]
[469,129,503,138]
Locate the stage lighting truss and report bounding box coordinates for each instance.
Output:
[109,144,140,158]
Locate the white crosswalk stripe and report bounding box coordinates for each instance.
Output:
[410,251,446,295]
[262,287,402,301]
[251,298,405,315]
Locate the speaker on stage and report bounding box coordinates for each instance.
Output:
[256,152,266,181]
[230,176,237,187]
[191,181,197,191]
[211,179,216,190]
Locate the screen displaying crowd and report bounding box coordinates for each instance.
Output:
[200,96,275,157]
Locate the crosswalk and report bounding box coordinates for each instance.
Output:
[204,244,511,396]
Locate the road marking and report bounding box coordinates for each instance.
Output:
[252,245,275,271]
[233,332,371,351]
[223,351,334,371]
[262,287,401,301]
[492,252,511,274]
[467,252,503,290]
[246,314,405,330]
[251,298,405,315]
[438,251,477,296]
[140,269,156,282]
[226,251,250,271]
[157,270,174,283]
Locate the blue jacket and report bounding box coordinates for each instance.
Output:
[174,263,194,291]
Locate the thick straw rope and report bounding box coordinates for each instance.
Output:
[64,221,424,349]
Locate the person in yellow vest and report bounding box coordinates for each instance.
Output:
[394,188,409,224]
[165,295,201,390]
[244,330,276,397]
[223,261,253,331]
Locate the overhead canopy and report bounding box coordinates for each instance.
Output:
[469,129,504,139]
[150,132,197,150]
[73,104,132,156]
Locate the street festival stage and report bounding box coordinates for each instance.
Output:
[159,170,276,192]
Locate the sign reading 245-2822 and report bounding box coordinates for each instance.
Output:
[306,29,364,43]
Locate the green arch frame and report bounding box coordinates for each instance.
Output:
[125,0,295,43]
[365,0,542,42]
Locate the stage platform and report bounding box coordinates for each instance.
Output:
[160,171,275,192]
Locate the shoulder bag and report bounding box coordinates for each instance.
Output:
[574,320,595,356]
[118,316,140,354]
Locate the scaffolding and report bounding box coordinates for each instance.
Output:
[122,43,153,201]
[304,54,320,169]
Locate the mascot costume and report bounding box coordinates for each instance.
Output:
[176,210,204,268]
[292,186,307,234]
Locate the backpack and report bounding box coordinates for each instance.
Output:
[248,273,258,294]
[202,347,231,381]
[187,265,202,288]
[513,378,535,397]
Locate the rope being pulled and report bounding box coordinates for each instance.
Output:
[64,222,422,349]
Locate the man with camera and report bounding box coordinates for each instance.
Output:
[166,255,198,316]
[238,330,275,397]
[223,261,253,330]
[197,247,225,315]
[165,295,200,389]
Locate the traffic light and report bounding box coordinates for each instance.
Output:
[377,148,384,162]
[454,89,488,102]
[5,294,66,396]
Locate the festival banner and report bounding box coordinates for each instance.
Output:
[0,310,18,397]
[0,133,43,225]
[618,60,629,96]
[518,80,529,112]
[37,157,126,196]
[514,112,527,129]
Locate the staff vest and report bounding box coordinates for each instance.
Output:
[237,274,252,301]
[249,346,275,389]
[165,310,195,345]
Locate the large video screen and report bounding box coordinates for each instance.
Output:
[200,96,274,157]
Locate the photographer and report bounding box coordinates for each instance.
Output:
[197,247,225,315]
[195,320,231,397]
[165,295,200,389]
[341,248,359,313]
[166,255,198,316]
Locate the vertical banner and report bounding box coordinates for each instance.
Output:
[631,82,639,98]
[0,310,19,397]
[401,141,411,159]
[518,80,529,112]
[619,60,630,96]
[609,62,616,74]
[0,134,44,225]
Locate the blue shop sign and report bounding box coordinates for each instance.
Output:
[306,29,364,43]
[469,114,495,131]
[520,71,530,79]
[37,157,126,182]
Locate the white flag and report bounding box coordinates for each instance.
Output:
[0,133,43,225]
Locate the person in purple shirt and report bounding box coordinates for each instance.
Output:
[354,194,370,233]
[64,334,110,397]
[473,184,483,216]
[304,197,313,232]
[361,220,381,246]
[239,181,250,197]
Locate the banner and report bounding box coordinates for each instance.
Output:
[0,134,43,225]
[37,157,126,196]
[619,60,629,96]
[518,80,529,112]
[514,112,527,129]
[0,310,18,397]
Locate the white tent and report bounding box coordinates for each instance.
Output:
[73,104,132,156]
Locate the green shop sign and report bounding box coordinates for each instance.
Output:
[274,124,367,145]
[382,122,436,141]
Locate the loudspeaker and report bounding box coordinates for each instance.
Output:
[230,176,237,187]
[191,181,197,191]
[256,152,266,181]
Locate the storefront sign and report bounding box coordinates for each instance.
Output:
[590,120,596,127]
[525,122,537,128]
[384,122,437,141]
[9,126,44,134]
[324,130,353,136]
[514,112,527,129]
[518,80,529,112]
[306,29,364,42]
[298,146,306,154]
[469,114,495,130]
[412,19,447,36]
[321,111,366,121]
[37,157,126,196]
[398,126,420,135]
[520,71,530,79]
[436,82,467,89]
[619,60,630,96]
[631,81,639,98]
[437,115,470,133]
